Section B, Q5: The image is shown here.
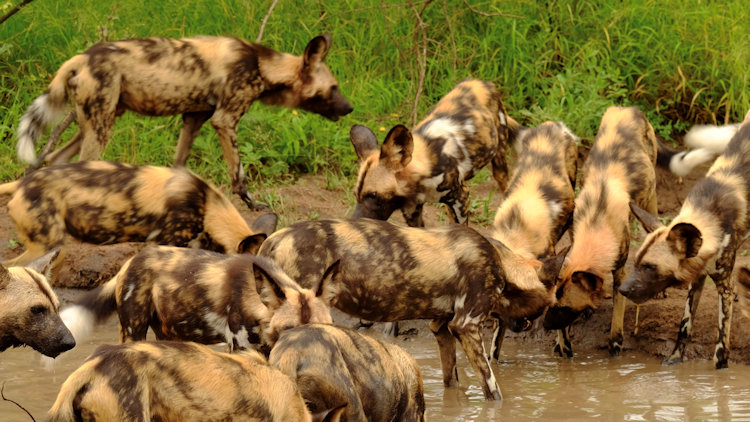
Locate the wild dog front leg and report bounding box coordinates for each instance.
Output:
[174,111,214,167]
[489,317,506,362]
[449,318,502,400]
[609,265,627,356]
[429,319,458,387]
[401,202,424,228]
[664,274,706,365]
[441,181,471,225]
[553,327,573,358]
[714,274,734,369]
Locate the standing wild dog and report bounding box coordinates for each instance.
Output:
[0,250,75,358]
[60,246,334,353]
[349,78,521,227]
[17,34,353,209]
[47,341,345,422]
[620,109,750,369]
[258,218,564,400]
[270,324,425,422]
[0,161,277,269]
[542,106,660,358]
[488,121,579,360]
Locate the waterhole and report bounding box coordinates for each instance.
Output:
[1,300,749,421]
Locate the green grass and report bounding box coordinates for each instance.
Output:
[1,0,748,186]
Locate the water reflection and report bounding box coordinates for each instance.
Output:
[1,314,750,421]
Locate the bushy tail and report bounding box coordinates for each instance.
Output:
[60,257,132,344]
[657,122,740,177]
[17,55,86,164]
[684,123,740,154]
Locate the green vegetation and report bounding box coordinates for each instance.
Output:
[1,0,747,187]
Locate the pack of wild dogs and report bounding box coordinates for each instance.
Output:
[1,32,748,420]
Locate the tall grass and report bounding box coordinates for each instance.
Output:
[1,0,747,185]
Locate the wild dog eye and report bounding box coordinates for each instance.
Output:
[31,305,48,315]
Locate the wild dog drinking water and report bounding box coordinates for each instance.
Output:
[258,218,563,400]
[46,341,345,422]
[16,34,353,209]
[620,109,750,369]
[270,324,425,421]
[60,246,334,353]
[349,78,521,226]
[0,250,75,358]
[542,106,660,358]
[0,161,277,270]
[489,121,579,360]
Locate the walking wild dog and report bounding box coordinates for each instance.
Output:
[17,34,353,209]
[0,161,278,270]
[0,250,75,358]
[543,106,660,358]
[270,324,425,422]
[258,218,565,400]
[349,78,521,227]
[489,121,579,360]
[60,246,334,354]
[620,109,750,369]
[47,341,345,422]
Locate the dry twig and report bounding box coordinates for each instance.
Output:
[1,383,36,421]
[256,0,280,43]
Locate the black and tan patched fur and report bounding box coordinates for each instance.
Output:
[488,120,578,360]
[543,106,659,358]
[258,218,564,401]
[59,246,334,354]
[47,341,345,422]
[349,78,522,227]
[621,109,750,369]
[271,324,425,422]
[0,250,75,358]
[17,34,352,209]
[0,161,277,272]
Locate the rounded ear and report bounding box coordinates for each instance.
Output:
[350,124,380,162]
[26,248,62,280]
[251,213,278,236]
[380,125,413,171]
[253,260,286,310]
[538,253,566,289]
[629,202,663,233]
[315,260,340,298]
[303,33,332,67]
[666,223,702,259]
[238,234,267,255]
[571,271,603,293]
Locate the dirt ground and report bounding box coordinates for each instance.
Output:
[1,158,749,365]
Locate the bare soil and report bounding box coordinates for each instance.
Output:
[2,159,749,365]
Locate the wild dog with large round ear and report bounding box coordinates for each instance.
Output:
[17,34,353,210]
[620,110,750,369]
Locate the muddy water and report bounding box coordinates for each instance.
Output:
[2,314,750,421]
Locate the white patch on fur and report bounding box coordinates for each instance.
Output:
[146,229,162,241]
[205,311,228,337]
[721,233,731,248]
[455,293,467,310]
[60,306,95,343]
[547,200,562,220]
[498,111,507,126]
[423,117,475,178]
[16,94,67,164]
[684,123,739,153]
[556,121,580,142]
[681,300,693,334]
[122,284,135,302]
[669,149,718,177]
[420,174,445,201]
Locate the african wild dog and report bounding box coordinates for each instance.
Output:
[257,218,564,400]
[542,106,660,358]
[0,161,278,271]
[736,267,750,318]
[60,246,334,354]
[488,121,579,360]
[270,324,425,422]
[47,341,345,422]
[620,109,750,369]
[17,34,352,209]
[349,78,521,227]
[0,250,75,358]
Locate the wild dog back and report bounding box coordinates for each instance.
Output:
[349,78,521,226]
[270,324,425,422]
[46,341,344,422]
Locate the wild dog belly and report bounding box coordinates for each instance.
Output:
[331,280,456,321]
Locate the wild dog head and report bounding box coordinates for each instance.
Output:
[260,34,353,121]
[255,259,337,346]
[349,124,413,221]
[619,202,707,304]
[0,250,75,357]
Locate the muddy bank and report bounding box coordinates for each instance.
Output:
[2,162,749,365]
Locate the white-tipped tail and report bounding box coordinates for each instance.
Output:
[60,305,97,344]
[668,148,719,177]
[684,123,740,154]
[16,93,68,164]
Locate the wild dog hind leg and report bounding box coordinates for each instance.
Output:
[448,317,502,400]
[664,274,706,365]
[609,265,627,356]
[554,326,573,358]
[174,111,214,166]
[429,319,458,387]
